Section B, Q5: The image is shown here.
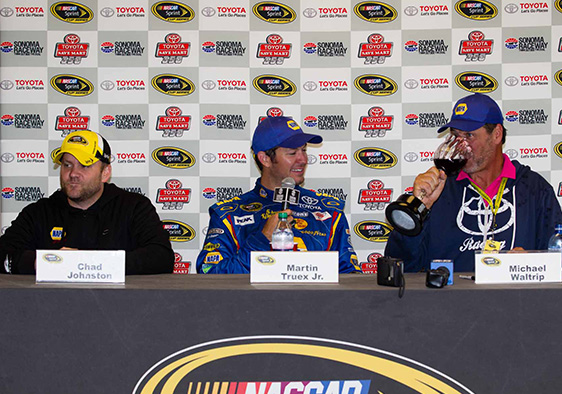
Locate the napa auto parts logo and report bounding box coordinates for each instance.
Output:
[133,336,474,394]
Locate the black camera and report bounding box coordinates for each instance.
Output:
[426,266,450,288]
[377,257,404,287]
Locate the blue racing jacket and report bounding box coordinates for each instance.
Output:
[196,178,360,274]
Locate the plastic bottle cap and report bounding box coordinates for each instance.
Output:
[278,212,288,219]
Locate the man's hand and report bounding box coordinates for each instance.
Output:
[413,167,447,209]
[262,209,292,241]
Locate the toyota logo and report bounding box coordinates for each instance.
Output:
[267,107,283,117]
[0,7,14,17]
[504,76,519,87]
[110,154,116,163]
[65,107,81,117]
[307,154,317,164]
[302,196,318,205]
[1,153,14,163]
[100,80,115,90]
[166,34,181,44]
[201,7,216,17]
[403,6,418,16]
[505,149,518,159]
[167,179,182,189]
[201,80,216,90]
[303,81,317,91]
[504,3,519,13]
[0,80,14,90]
[166,107,182,116]
[403,152,419,162]
[403,79,418,89]
[302,8,317,18]
[100,7,114,17]
[65,34,80,44]
[202,153,216,163]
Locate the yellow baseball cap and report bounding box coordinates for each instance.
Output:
[51,130,112,166]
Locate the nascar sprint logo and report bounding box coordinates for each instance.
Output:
[455,71,498,93]
[252,2,296,24]
[50,2,94,23]
[481,256,501,266]
[353,147,397,169]
[354,74,397,96]
[152,147,196,169]
[554,70,562,86]
[133,336,473,394]
[151,74,195,96]
[354,220,392,242]
[50,74,94,96]
[151,1,195,23]
[554,141,562,158]
[454,0,497,20]
[353,2,397,23]
[253,74,296,97]
[162,220,195,242]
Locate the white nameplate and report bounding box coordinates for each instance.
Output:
[475,251,561,284]
[36,250,125,284]
[250,251,338,284]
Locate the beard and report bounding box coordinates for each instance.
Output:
[61,178,104,204]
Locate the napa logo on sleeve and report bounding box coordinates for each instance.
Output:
[50,2,94,23]
[133,336,474,394]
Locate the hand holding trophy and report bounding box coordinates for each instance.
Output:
[385,133,472,236]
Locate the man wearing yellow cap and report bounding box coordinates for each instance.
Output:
[0,130,174,275]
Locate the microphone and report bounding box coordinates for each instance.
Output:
[273,177,300,210]
[281,177,295,210]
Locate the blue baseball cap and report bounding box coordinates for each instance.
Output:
[251,116,323,152]
[437,93,504,133]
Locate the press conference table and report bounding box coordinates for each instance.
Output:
[1,273,561,394]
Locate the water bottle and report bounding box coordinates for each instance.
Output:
[271,212,294,251]
[548,224,562,251]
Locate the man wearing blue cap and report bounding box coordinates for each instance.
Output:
[385,93,562,272]
[197,116,360,274]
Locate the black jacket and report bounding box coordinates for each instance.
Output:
[0,183,174,275]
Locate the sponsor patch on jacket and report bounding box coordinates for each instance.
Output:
[234,215,255,226]
[50,227,64,241]
[203,242,220,251]
[241,202,263,212]
[312,211,332,221]
[205,251,223,264]
[207,228,224,235]
[293,218,308,230]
